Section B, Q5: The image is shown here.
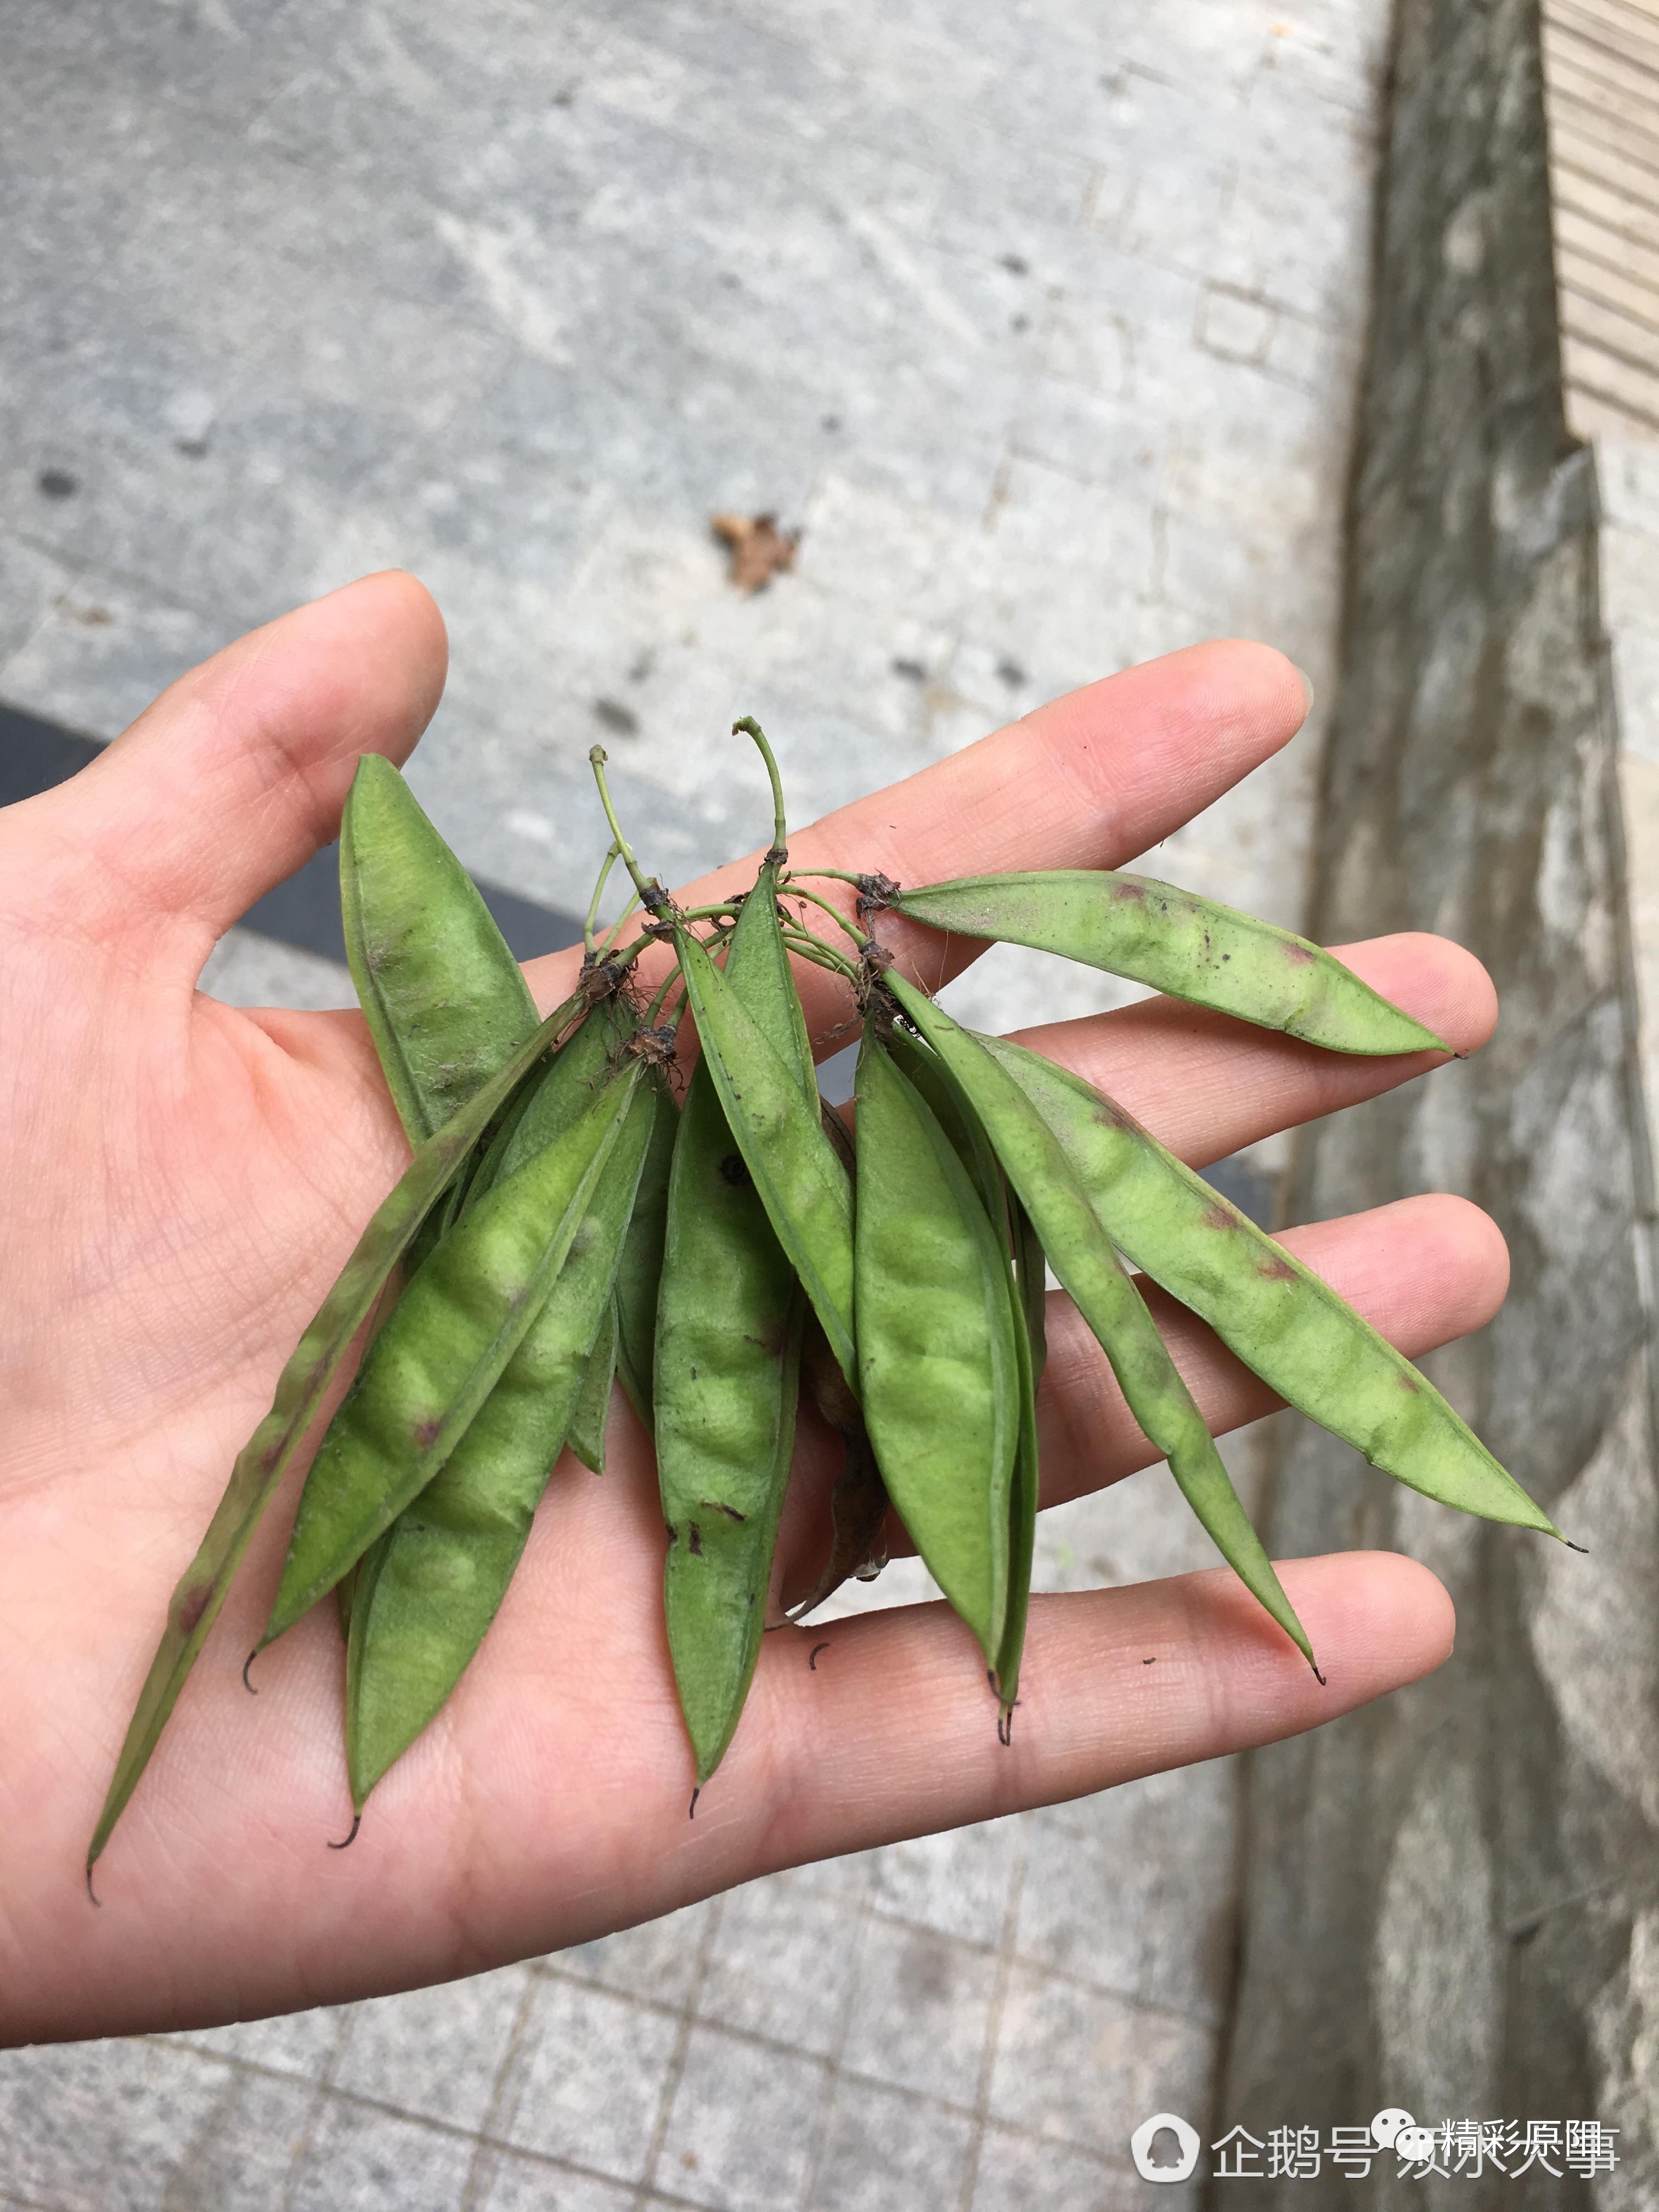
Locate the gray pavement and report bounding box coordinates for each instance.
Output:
[1,1,1389,2203]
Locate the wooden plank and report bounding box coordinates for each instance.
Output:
[1552,110,1659,198]
[1549,0,1659,76]
[1554,161,1659,245]
[1545,59,1659,159]
[1554,218,1659,318]
[1545,0,1659,446]
[1560,285,1659,370]
[1563,332,1659,437]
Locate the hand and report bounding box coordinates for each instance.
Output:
[0,574,1495,2044]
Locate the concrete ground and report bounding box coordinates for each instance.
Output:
[0,1,1389,2204]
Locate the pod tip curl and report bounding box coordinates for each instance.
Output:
[326,1814,362,1852]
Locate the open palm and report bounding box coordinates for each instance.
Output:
[0,574,1499,2045]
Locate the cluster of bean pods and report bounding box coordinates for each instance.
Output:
[87,723,1564,1881]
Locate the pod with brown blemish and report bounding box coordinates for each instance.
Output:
[655,867,812,1785]
[884,973,1321,1677]
[343,1074,656,1809]
[612,1074,678,1429]
[883,1026,1041,1713]
[977,1033,1561,1536]
[671,923,856,1383]
[87,979,592,1876]
[853,1029,1018,1668]
[257,1060,645,1651]
[885,870,1451,1057]
[340,753,540,1142]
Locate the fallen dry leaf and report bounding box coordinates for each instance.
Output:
[712,511,800,593]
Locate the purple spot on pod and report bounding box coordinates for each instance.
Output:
[1398,1373,1421,1393]
[1284,943,1316,964]
[1113,881,1147,902]
[1257,1254,1296,1281]
[1202,1204,1237,1232]
[414,1417,444,1449]
[174,1585,211,1640]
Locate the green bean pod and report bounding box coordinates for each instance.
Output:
[341,754,539,1138]
[885,974,1318,1675]
[657,870,814,1785]
[568,1301,618,1474]
[672,924,855,1380]
[996,1197,1043,1718]
[344,1076,655,1807]
[88,984,589,1875]
[258,1062,644,1649]
[340,753,557,1602]
[344,1000,641,1802]
[889,871,1450,1057]
[979,1034,1562,1536]
[854,1032,1018,1666]
[613,1075,677,1428]
[884,1029,1043,1715]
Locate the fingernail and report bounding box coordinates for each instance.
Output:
[1293,664,1316,713]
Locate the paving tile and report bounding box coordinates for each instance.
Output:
[552,1895,720,2011]
[972,2122,1190,2212]
[498,1975,680,2184]
[837,1921,999,2110]
[988,1962,1214,2162]
[286,2096,474,2212]
[866,1815,1022,1950]
[330,1965,531,2135]
[478,2149,637,2212]
[652,2023,824,2212]
[176,2003,348,2081]
[807,2075,974,2212]
[1016,1758,1238,2026]
[149,2067,320,2211]
[696,1865,867,2060]
[0,2039,235,2212]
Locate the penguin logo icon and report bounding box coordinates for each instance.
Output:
[1131,2112,1201,2182]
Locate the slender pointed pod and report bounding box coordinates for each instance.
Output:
[340,757,578,1622]
[344,1076,656,1808]
[672,924,856,1381]
[87,984,591,1875]
[258,1063,644,1650]
[854,1031,1018,1666]
[656,867,813,1785]
[883,1029,1042,1715]
[568,1300,618,1474]
[885,974,1319,1674]
[885,871,1451,1056]
[340,754,540,1141]
[995,1195,1044,1719]
[613,1075,676,1427]
[979,1035,1562,1537]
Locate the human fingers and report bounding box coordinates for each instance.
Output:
[7,572,446,964]
[519,640,1311,1035]
[1009,930,1497,1169]
[701,1551,1453,1885]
